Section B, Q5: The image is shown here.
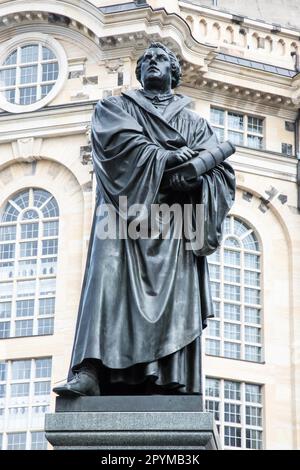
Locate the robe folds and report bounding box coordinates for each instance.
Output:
[69,90,235,393]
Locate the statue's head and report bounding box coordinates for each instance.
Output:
[135,42,181,90]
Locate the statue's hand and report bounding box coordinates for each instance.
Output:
[169,174,201,192]
[165,146,197,169]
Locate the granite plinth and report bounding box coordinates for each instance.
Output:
[45,396,221,450]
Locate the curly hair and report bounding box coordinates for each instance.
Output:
[135,42,181,89]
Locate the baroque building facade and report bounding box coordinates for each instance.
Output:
[0,0,299,450]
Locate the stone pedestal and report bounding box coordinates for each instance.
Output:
[45,396,221,450]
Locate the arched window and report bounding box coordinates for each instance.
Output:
[0,188,59,338]
[206,215,262,363]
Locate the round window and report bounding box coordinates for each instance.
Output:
[0,34,67,113]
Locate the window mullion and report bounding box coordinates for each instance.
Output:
[244,114,248,146]
[36,44,42,101]
[241,382,246,448]
[15,47,21,105]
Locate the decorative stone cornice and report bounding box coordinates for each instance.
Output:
[181,76,296,111]
[0,0,218,72]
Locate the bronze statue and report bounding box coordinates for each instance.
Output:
[53,43,235,399]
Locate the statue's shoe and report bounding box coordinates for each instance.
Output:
[53,371,100,397]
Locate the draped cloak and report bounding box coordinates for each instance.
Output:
[69,90,235,393]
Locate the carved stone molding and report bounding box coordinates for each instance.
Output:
[11,137,43,162]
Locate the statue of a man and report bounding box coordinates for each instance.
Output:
[54,43,235,398]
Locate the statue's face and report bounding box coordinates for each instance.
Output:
[140,47,171,89]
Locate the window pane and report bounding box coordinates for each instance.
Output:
[33,190,50,208]
[224,284,240,301]
[205,378,220,398]
[0,302,11,319]
[0,225,16,241]
[208,263,220,280]
[224,403,241,423]
[243,233,259,251]
[41,83,54,98]
[39,278,56,296]
[22,209,39,220]
[224,426,241,447]
[247,135,263,149]
[245,326,261,344]
[7,432,27,450]
[244,253,260,269]
[208,249,220,263]
[1,203,20,222]
[233,219,249,237]
[245,384,262,403]
[224,303,240,321]
[0,243,15,259]
[38,318,54,335]
[224,381,241,400]
[31,431,47,450]
[21,223,39,239]
[213,301,220,318]
[16,299,34,317]
[244,270,260,287]
[248,116,263,134]
[244,288,260,304]
[207,319,220,337]
[0,68,16,86]
[4,51,17,65]
[206,339,220,356]
[34,381,50,396]
[43,221,59,237]
[0,321,10,338]
[0,384,6,398]
[41,198,59,218]
[20,241,38,257]
[212,126,225,142]
[228,130,243,145]
[13,191,29,209]
[21,45,38,63]
[39,298,55,316]
[20,86,37,105]
[20,65,38,84]
[224,322,240,340]
[224,249,240,266]
[42,47,55,61]
[40,257,57,276]
[0,282,13,300]
[206,399,220,421]
[224,237,240,248]
[35,358,52,378]
[211,281,220,298]
[42,239,58,256]
[11,383,30,397]
[16,280,36,298]
[246,429,262,449]
[0,261,14,280]
[224,341,240,359]
[224,266,240,283]
[12,360,31,380]
[210,108,225,126]
[42,62,58,82]
[15,319,33,337]
[246,406,262,427]
[4,89,15,103]
[245,345,262,362]
[18,259,37,277]
[228,112,244,130]
[245,307,261,324]
[0,362,7,381]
